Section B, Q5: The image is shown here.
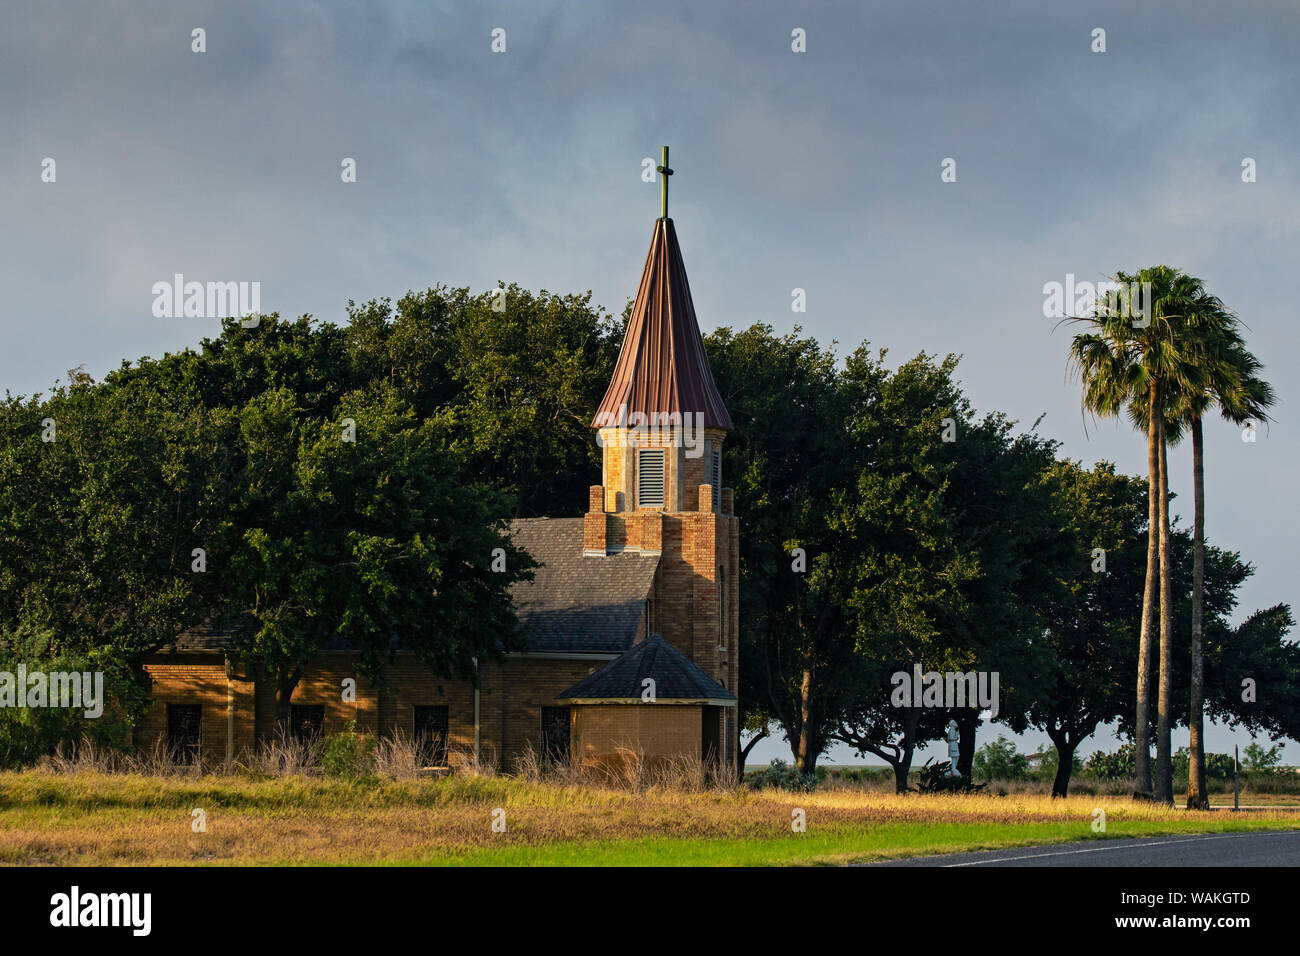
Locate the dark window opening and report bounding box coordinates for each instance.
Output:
[718,565,726,649]
[414,705,450,767]
[701,707,721,770]
[167,704,202,762]
[290,704,326,743]
[540,706,571,764]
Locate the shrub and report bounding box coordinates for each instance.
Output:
[1173,747,1237,782]
[320,721,376,779]
[1085,742,1136,781]
[1242,740,1283,776]
[915,757,985,793]
[746,759,817,792]
[0,627,141,769]
[1205,752,1236,780]
[972,736,1029,782]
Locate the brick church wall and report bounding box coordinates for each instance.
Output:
[139,651,613,771]
[138,655,256,764]
[571,703,702,765]
[496,657,607,769]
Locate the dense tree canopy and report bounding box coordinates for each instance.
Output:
[0,298,1293,777]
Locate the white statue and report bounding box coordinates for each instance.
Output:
[946,719,961,777]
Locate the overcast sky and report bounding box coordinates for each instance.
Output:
[2,0,1296,764]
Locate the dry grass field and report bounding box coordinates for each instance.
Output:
[3,768,1297,866]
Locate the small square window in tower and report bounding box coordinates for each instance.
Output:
[167,703,201,762]
[414,705,449,767]
[290,704,326,743]
[636,449,666,508]
[540,706,571,764]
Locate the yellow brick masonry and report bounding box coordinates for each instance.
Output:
[138,652,611,770]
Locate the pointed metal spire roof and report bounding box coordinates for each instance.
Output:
[592,215,734,431]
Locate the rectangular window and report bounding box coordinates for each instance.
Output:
[718,564,726,650]
[167,704,201,762]
[711,449,721,501]
[540,706,571,764]
[637,449,666,508]
[290,704,326,743]
[414,705,450,767]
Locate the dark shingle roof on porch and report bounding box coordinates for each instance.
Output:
[556,634,735,703]
[508,518,659,654]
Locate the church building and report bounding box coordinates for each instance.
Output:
[137,151,741,777]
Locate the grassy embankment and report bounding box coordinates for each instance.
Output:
[2,770,1296,866]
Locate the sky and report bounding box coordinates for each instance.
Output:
[2,0,1296,765]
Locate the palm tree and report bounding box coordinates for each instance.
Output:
[1170,308,1275,809]
[1064,287,1155,798]
[1065,266,1202,802]
[1118,267,1217,805]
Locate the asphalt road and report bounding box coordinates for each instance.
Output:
[871,830,1300,866]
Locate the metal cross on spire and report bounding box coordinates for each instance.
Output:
[656,146,674,219]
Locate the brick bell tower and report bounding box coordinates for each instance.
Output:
[582,147,740,733]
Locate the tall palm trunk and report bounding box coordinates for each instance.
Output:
[1133,384,1159,800]
[1187,416,1210,808]
[1155,413,1175,805]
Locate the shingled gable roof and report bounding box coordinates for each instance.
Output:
[164,620,357,654]
[166,519,659,656]
[507,518,659,654]
[166,620,231,652]
[592,218,734,432]
[556,633,735,704]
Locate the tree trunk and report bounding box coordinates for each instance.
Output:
[956,709,978,778]
[274,669,302,737]
[892,755,911,794]
[895,706,920,793]
[794,666,818,775]
[738,727,768,781]
[1133,383,1159,800]
[1187,417,1210,809]
[1155,415,1175,805]
[1050,738,1077,799]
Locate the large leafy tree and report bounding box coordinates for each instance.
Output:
[213,381,532,725]
[705,325,843,773]
[820,349,985,778]
[712,323,1076,781]
[0,366,228,665]
[833,414,1066,790]
[1206,603,1300,745]
[0,306,549,748]
[929,415,1065,776]
[1028,461,1148,796]
[712,324,986,775]
[344,285,620,517]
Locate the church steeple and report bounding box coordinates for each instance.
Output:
[590,148,732,520]
[581,148,740,739]
[592,150,733,433]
